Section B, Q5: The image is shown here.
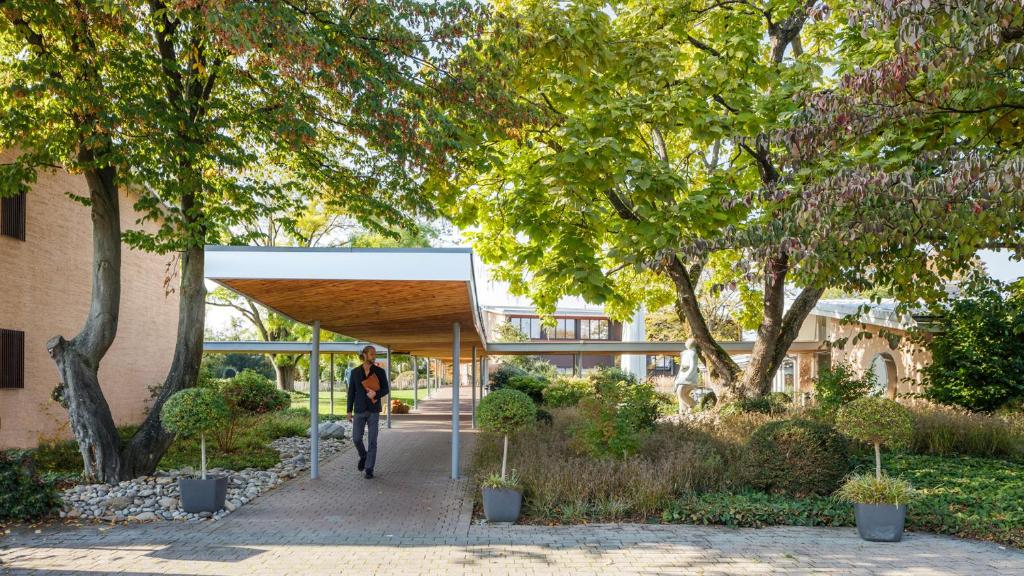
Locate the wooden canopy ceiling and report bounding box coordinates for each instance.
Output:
[206,247,487,360]
[219,279,483,358]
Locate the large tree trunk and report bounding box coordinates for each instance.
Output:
[663,255,742,394]
[46,158,124,483]
[120,244,206,478]
[275,359,297,392]
[741,256,824,396]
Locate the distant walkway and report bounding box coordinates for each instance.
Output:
[3,388,1023,574]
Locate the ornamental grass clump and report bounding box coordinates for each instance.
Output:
[477,388,537,483]
[161,388,230,479]
[835,473,916,506]
[836,396,913,480]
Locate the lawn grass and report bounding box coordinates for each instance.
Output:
[289,387,432,416]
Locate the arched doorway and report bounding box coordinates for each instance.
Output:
[869,353,899,399]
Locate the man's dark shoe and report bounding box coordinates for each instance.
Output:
[357,456,366,471]
[364,469,374,479]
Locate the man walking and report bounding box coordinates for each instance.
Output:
[347,345,390,479]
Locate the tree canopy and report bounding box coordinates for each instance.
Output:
[440,0,1024,397]
[0,0,481,481]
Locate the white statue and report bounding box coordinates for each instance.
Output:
[674,338,701,414]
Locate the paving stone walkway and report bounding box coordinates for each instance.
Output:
[2,387,1023,575]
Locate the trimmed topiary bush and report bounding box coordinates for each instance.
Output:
[743,419,851,496]
[0,451,61,522]
[161,387,230,479]
[478,388,537,482]
[836,396,913,479]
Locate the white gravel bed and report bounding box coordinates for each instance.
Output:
[59,435,348,523]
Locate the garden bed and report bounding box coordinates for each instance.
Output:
[7,408,355,525]
[471,407,1024,547]
[60,436,348,522]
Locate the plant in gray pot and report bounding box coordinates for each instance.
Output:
[835,396,916,542]
[477,388,537,523]
[161,387,231,514]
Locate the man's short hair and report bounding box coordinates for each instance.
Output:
[360,345,375,360]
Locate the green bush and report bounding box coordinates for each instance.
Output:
[161,387,230,478]
[0,451,61,522]
[589,365,638,389]
[506,374,548,404]
[922,280,1024,412]
[478,388,538,482]
[697,390,718,411]
[836,396,912,478]
[488,363,527,392]
[743,419,851,496]
[215,370,290,451]
[574,379,661,458]
[543,376,593,408]
[720,394,789,416]
[814,362,874,412]
[220,370,290,415]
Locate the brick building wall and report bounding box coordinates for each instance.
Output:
[0,151,180,448]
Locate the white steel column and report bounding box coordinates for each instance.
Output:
[385,347,392,429]
[482,356,488,397]
[471,346,477,428]
[411,354,419,410]
[479,355,486,401]
[329,352,335,416]
[451,322,461,479]
[310,320,321,480]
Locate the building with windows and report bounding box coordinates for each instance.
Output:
[0,152,180,449]
[481,305,625,374]
[479,271,933,399]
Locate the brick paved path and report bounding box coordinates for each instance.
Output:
[3,387,1023,575]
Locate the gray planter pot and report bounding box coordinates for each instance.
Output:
[179,476,228,514]
[854,503,907,542]
[482,487,523,523]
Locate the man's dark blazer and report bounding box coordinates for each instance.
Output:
[347,364,391,414]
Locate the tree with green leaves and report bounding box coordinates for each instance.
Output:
[441,0,1023,398]
[922,279,1024,412]
[1,0,479,481]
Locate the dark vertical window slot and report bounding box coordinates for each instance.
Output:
[1,192,27,240]
[0,329,26,389]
